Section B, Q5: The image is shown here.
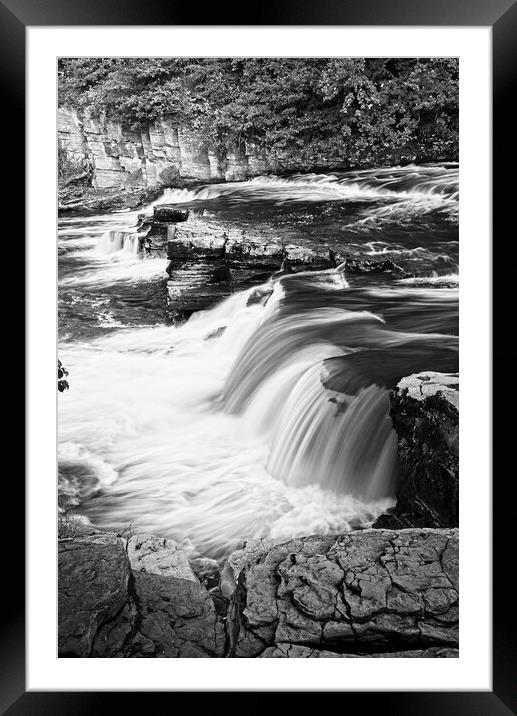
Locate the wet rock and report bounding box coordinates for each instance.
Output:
[190,557,221,589]
[246,284,275,306]
[162,217,341,321]
[227,529,458,658]
[321,347,458,398]
[58,186,162,216]
[208,586,230,618]
[340,256,405,275]
[59,533,225,658]
[225,238,284,265]
[376,372,459,528]
[167,236,226,261]
[220,537,279,600]
[58,534,130,657]
[153,205,189,222]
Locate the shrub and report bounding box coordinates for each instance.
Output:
[158,164,181,187]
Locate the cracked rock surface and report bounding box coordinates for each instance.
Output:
[59,528,458,658]
[227,528,458,658]
[260,644,458,658]
[59,533,225,657]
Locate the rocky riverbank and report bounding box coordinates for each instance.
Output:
[133,204,406,322]
[58,369,459,658]
[374,372,459,529]
[59,528,458,658]
[57,193,459,659]
[58,185,164,216]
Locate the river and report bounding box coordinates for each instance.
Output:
[58,164,459,559]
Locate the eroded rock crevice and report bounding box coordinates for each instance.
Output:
[59,527,458,658]
[224,529,458,658]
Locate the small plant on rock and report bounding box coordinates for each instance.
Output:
[58,359,69,392]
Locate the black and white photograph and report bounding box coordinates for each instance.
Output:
[56,57,460,660]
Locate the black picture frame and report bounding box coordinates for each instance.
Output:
[6,0,511,712]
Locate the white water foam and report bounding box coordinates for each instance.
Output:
[58,284,395,557]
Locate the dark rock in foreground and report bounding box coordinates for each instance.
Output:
[225,528,458,658]
[260,645,458,658]
[59,528,458,658]
[59,533,225,658]
[58,534,129,657]
[376,372,459,529]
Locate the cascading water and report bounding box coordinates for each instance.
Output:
[58,163,459,558]
[97,229,144,256]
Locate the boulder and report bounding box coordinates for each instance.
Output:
[127,533,197,581]
[190,557,221,589]
[58,534,130,657]
[58,187,162,216]
[153,205,189,222]
[128,571,226,657]
[376,372,459,528]
[59,533,225,657]
[226,529,458,658]
[340,256,405,275]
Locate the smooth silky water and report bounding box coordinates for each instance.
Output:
[58,164,459,558]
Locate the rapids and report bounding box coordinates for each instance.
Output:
[58,164,459,558]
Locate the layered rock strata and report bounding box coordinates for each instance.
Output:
[58,108,268,189]
[136,210,404,322]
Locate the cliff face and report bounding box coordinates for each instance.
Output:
[58,108,269,189]
[375,372,459,529]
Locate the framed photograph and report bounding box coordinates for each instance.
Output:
[8,0,509,711]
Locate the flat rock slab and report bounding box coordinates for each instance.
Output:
[227,528,458,658]
[153,205,189,222]
[396,371,459,411]
[260,644,458,658]
[127,533,197,581]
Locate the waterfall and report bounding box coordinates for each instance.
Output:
[97,230,143,257]
[267,369,397,501]
[58,163,459,555]
[221,292,399,502]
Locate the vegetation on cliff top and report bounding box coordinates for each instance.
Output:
[58,58,458,169]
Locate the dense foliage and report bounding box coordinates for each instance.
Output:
[58,58,458,168]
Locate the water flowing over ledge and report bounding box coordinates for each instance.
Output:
[58,164,458,558]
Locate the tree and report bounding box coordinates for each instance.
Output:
[58,58,458,168]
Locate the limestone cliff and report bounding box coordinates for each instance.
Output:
[58,108,268,189]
